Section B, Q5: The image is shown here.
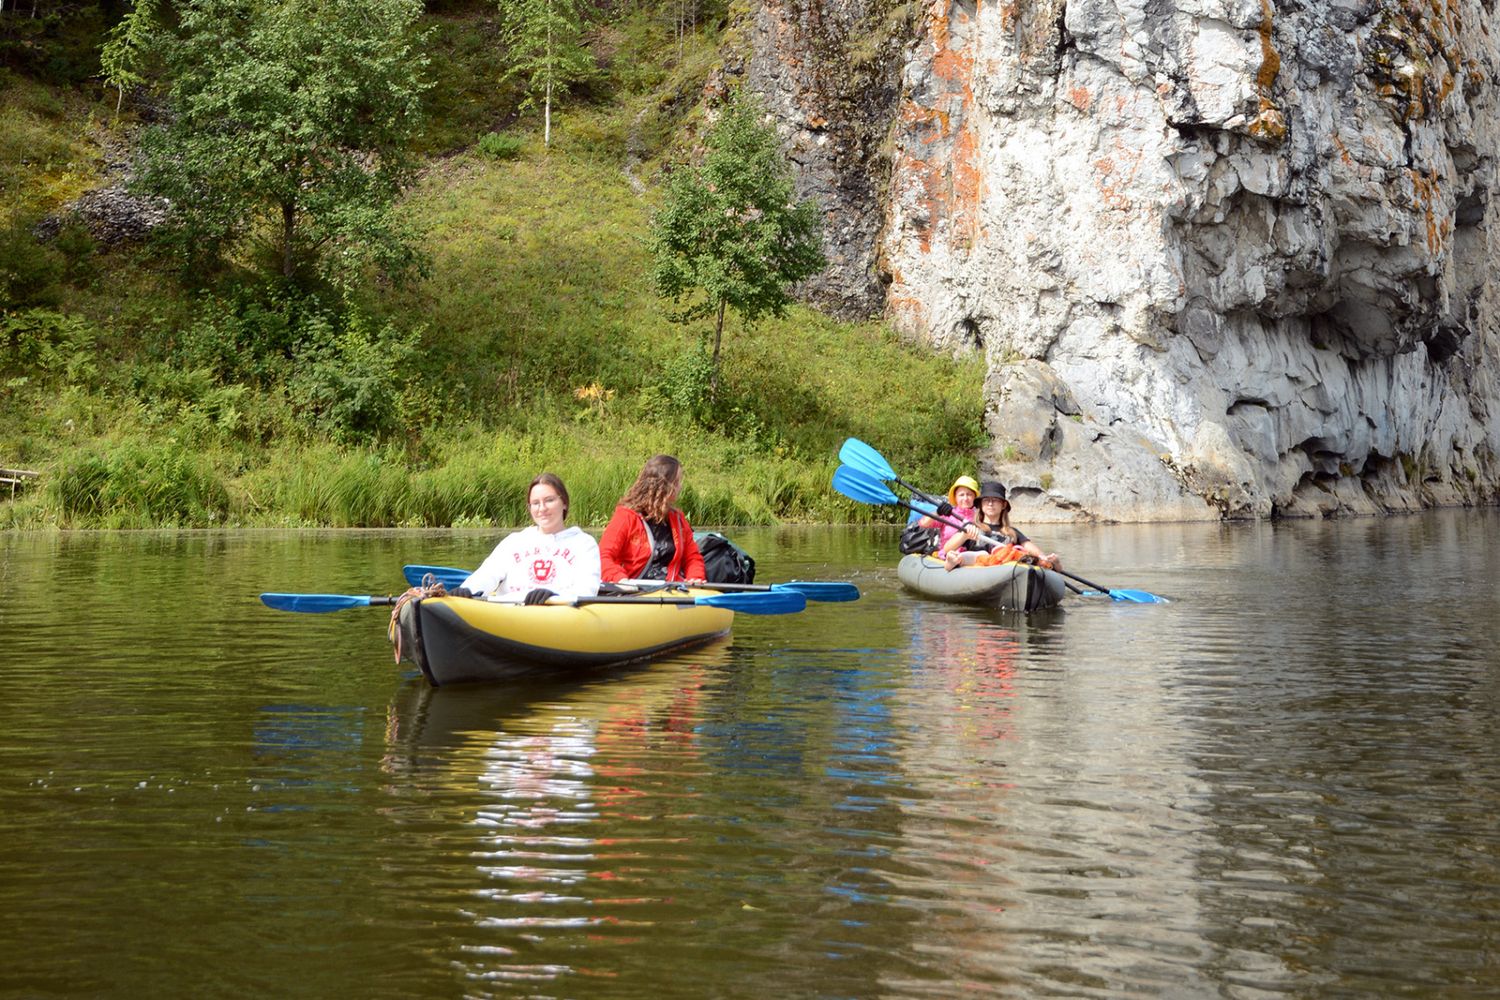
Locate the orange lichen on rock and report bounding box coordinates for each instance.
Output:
[887,0,986,254]
[1250,0,1287,145]
[1094,151,1139,212]
[1407,168,1451,255]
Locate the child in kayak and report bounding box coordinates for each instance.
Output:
[941,480,1061,571]
[917,475,980,552]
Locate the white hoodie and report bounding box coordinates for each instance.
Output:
[460,525,601,599]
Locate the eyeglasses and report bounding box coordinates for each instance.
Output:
[529,495,562,509]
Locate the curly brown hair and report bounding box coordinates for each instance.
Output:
[618,454,682,522]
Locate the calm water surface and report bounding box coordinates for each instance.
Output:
[2,515,1498,998]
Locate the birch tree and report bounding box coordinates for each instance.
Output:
[99,0,157,113]
[497,0,594,147]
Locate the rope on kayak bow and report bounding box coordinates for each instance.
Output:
[388,574,448,663]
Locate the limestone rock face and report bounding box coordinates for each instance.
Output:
[750,0,1500,519]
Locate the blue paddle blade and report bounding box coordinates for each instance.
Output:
[261,593,381,613]
[700,590,807,614]
[403,564,469,589]
[837,437,897,481]
[832,465,899,505]
[1109,589,1168,604]
[774,581,860,602]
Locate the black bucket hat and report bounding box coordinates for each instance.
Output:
[978,481,1007,501]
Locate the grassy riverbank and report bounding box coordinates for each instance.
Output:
[0,8,984,530]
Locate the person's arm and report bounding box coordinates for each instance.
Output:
[460,534,514,595]
[672,511,706,581]
[567,533,602,596]
[597,507,636,582]
[1013,528,1060,567]
[940,523,978,555]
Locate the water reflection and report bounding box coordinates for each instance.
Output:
[4,517,1500,997]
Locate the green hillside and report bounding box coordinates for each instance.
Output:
[0,2,982,529]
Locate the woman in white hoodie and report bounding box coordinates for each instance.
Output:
[457,472,601,604]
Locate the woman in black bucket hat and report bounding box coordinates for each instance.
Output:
[940,480,1061,571]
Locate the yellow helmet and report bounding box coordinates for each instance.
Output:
[947,475,980,507]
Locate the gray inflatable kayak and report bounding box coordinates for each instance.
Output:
[896,554,1066,611]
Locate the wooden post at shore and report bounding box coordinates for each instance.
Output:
[1,468,40,500]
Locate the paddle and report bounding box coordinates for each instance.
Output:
[570,591,806,614]
[618,579,861,602]
[264,588,806,615]
[402,565,470,589]
[260,593,399,613]
[838,437,945,505]
[403,565,858,602]
[832,465,1167,604]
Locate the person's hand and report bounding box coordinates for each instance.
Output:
[935,500,954,517]
[963,523,979,539]
[523,588,556,605]
[684,577,707,586]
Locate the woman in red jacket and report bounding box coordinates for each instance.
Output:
[599,454,707,583]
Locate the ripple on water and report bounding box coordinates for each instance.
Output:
[4,522,1500,997]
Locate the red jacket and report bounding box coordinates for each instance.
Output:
[599,505,705,582]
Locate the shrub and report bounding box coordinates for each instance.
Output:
[649,345,714,422]
[1,308,98,385]
[0,221,64,310]
[288,312,421,443]
[476,131,525,159]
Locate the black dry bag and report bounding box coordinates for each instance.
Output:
[898,521,938,555]
[694,531,756,584]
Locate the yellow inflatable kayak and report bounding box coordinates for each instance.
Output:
[393,593,734,686]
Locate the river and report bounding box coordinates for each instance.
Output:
[2,513,1497,997]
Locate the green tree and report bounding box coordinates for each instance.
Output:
[99,0,157,113]
[133,0,431,285]
[497,0,595,148]
[647,92,826,401]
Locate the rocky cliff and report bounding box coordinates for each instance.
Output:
[750,0,1500,519]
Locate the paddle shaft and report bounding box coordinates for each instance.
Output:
[622,578,766,593]
[616,578,859,602]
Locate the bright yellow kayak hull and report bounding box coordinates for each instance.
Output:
[394,593,734,686]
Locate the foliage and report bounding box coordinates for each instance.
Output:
[160,287,422,443]
[287,312,421,443]
[647,90,826,399]
[0,221,65,311]
[1,307,98,387]
[0,5,108,86]
[477,131,525,159]
[1,30,989,530]
[645,343,714,422]
[98,0,157,113]
[497,0,596,147]
[51,441,230,527]
[133,0,432,285]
